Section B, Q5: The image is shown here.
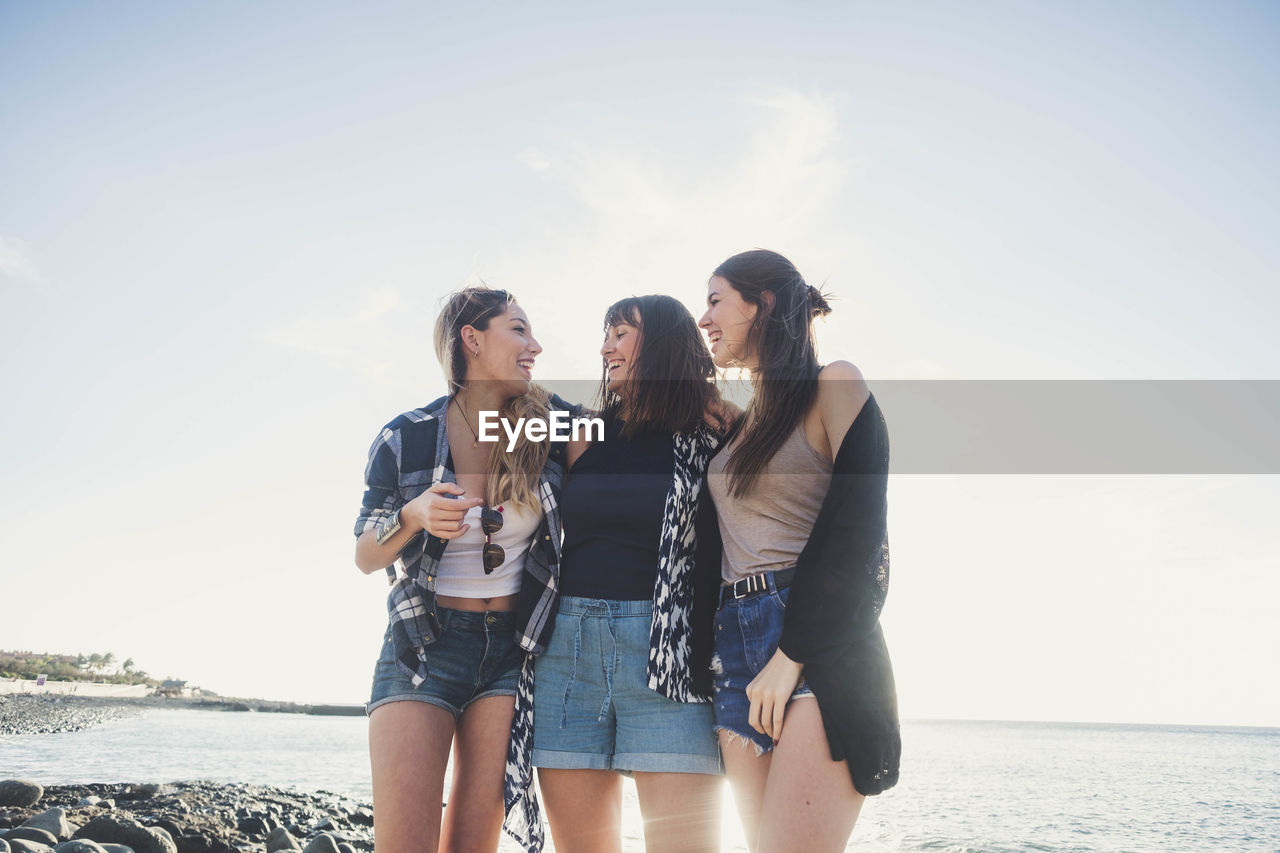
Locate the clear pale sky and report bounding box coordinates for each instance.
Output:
[2,2,1277,725]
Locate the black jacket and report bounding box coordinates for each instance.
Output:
[706,393,900,796]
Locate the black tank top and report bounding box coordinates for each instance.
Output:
[559,420,672,600]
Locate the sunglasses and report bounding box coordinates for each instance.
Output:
[481,506,504,573]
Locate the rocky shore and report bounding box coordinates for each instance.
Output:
[0,780,373,853]
[0,697,143,737]
[0,696,361,737]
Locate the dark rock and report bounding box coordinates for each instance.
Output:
[97,845,133,853]
[0,783,43,809]
[140,824,181,845]
[234,819,267,839]
[299,835,339,853]
[336,844,355,853]
[347,808,371,828]
[308,819,335,834]
[264,828,299,853]
[0,837,9,853]
[73,817,175,853]
[22,809,73,841]
[173,835,212,853]
[4,830,59,848]
[54,842,106,853]
[73,801,98,810]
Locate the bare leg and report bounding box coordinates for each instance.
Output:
[369,701,456,853]
[632,772,722,853]
[719,731,771,852]
[756,700,864,853]
[536,768,623,853]
[440,694,516,852]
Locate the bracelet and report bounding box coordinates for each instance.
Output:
[374,508,403,546]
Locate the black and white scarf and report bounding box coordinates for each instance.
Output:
[502,422,721,851]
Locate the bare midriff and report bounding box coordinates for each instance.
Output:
[436,592,519,612]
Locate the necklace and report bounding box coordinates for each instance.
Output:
[452,395,481,449]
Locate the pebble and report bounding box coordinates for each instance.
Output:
[300,834,339,853]
[53,842,106,853]
[6,841,53,853]
[73,817,175,853]
[21,809,74,841]
[265,827,301,853]
[4,830,58,848]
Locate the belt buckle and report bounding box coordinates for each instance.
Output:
[733,572,766,599]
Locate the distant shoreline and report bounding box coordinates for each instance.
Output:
[0,693,363,736]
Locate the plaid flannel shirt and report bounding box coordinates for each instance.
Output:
[354,393,577,688]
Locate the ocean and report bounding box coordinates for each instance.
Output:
[2,711,1277,852]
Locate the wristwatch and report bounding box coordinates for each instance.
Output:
[374,508,403,546]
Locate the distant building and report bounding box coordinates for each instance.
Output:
[157,679,190,697]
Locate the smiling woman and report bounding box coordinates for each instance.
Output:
[701,249,899,853]
[512,294,732,853]
[351,285,581,853]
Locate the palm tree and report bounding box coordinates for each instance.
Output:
[88,653,103,676]
[102,652,116,674]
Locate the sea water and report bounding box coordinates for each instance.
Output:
[3,712,1277,852]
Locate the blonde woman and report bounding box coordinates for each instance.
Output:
[354,286,575,853]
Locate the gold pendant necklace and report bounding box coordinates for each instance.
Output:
[452,395,481,449]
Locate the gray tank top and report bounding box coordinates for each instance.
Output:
[707,421,833,582]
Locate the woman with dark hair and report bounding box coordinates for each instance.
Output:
[353,286,576,853]
[699,250,900,852]
[516,294,730,853]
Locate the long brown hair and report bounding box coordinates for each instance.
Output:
[432,285,550,511]
[598,295,723,438]
[714,250,832,497]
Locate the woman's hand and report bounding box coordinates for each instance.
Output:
[403,483,484,540]
[745,648,804,741]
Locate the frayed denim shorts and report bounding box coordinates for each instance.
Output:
[712,578,813,755]
[366,607,521,719]
[531,596,721,775]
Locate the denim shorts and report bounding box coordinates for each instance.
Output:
[531,596,721,775]
[712,578,813,755]
[366,607,522,719]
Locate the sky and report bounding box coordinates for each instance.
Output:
[1,1,1277,726]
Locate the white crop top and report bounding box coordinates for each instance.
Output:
[433,502,542,598]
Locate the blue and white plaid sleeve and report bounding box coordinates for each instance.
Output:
[354,426,401,538]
